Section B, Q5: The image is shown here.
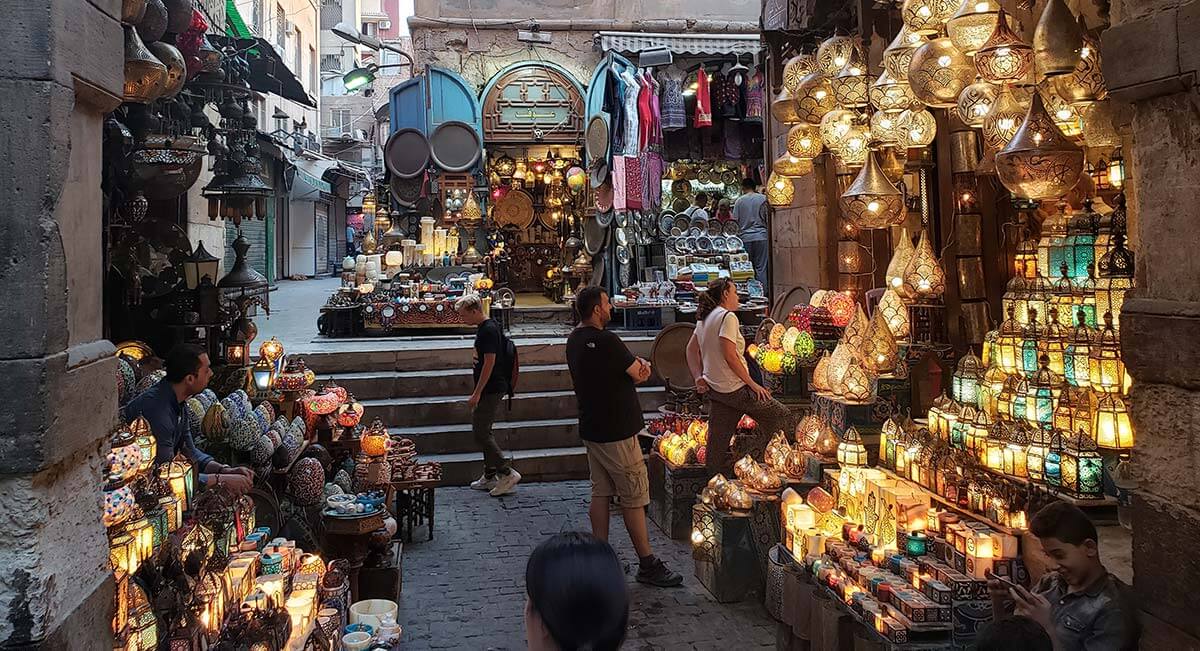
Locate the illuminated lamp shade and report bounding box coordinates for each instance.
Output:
[1060,431,1103,498]
[901,108,937,148]
[870,111,907,147]
[832,53,870,109]
[1088,312,1126,393]
[251,358,274,393]
[908,37,974,109]
[838,240,865,274]
[820,109,857,155]
[460,191,482,223]
[841,363,876,402]
[1093,392,1133,450]
[384,250,404,268]
[842,305,870,351]
[878,288,910,338]
[837,427,869,466]
[824,291,856,327]
[1079,101,1124,150]
[1055,26,1107,104]
[1066,308,1095,388]
[1040,81,1083,138]
[870,71,918,114]
[979,364,1008,417]
[981,84,1029,151]
[953,351,983,404]
[902,229,946,299]
[947,0,1001,55]
[812,351,832,393]
[774,154,814,178]
[902,0,958,35]
[957,78,998,128]
[1025,355,1061,427]
[783,54,819,94]
[787,123,824,160]
[831,123,871,167]
[766,172,795,206]
[827,342,856,392]
[995,94,1085,200]
[794,72,838,124]
[1033,0,1084,79]
[817,35,859,76]
[884,25,926,81]
[841,150,905,229]
[1096,226,1134,329]
[1025,426,1054,483]
[258,337,284,364]
[814,422,840,459]
[1042,307,1069,376]
[863,309,900,374]
[770,89,804,124]
[886,228,916,293]
[975,9,1033,85]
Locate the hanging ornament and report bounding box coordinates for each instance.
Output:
[878,288,911,338]
[123,24,167,103]
[886,227,916,292]
[957,78,999,128]
[902,229,946,299]
[975,9,1034,85]
[841,150,905,229]
[947,0,1001,55]
[884,25,926,81]
[770,89,804,124]
[1033,0,1084,80]
[1039,80,1083,138]
[787,123,824,159]
[1055,24,1107,104]
[766,172,795,206]
[833,123,871,167]
[871,111,907,146]
[817,35,859,76]
[870,70,918,114]
[794,72,838,124]
[981,84,1029,150]
[901,108,938,147]
[783,54,820,94]
[909,37,974,108]
[995,94,1085,200]
[876,144,909,183]
[820,109,857,154]
[902,0,958,35]
[773,154,814,178]
[832,51,870,109]
[1079,99,1125,148]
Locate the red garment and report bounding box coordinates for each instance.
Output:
[637,74,653,151]
[694,68,713,128]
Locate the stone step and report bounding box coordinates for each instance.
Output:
[388,412,662,455]
[359,386,666,428]
[421,446,590,485]
[316,363,576,399]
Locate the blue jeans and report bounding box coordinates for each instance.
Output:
[745,239,769,286]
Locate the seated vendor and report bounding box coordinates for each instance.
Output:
[123,344,255,496]
[990,502,1138,651]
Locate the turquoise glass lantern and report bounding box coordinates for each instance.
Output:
[1038,207,1069,279]
[1021,311,1042,376]
[1025,355,1061,427]
[1043,430,1064,488]
[1065,204,1098,280]
[1064,308,1095,388]
[1061,431,1103,498]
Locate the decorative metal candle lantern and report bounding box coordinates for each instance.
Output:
[1020,311,1043,376]
[1033,0,1084,79]
[975,10,1033,85]
[957,78,999,128]
[766,172,795,206]
[1026,277,1052,328]
[981,84,1029,151]
[909,36,975,108]
[1025,356,1061,427]
[1043,429,1064,488]
[838,427,869,467]
[814,423,840,459]
[1042,308,1069,377]
[841,151,905,229]
[903,229,946,299]
[947,0,1001,54]
[995,94,1086,201]
[840,362,877,402]
[960,405,985,455]
[832,53,870,109]
[159,457,193,511]
[953,351,983,405]
[783,54,819,94]
[983,419,1005,469]
[1038,208,1070,279]
[1088,313,1125,393]
[1054,387,1094,437]
[1060,431,1103,498]
[878,288,911,339]
[885,229,916,294]
[863,310,901,374]
[812,352,832,393]
[1096,217,1134,329]
[871,71,918,114]
[787,123,824,160]
[996,307,1023,374]
[1094,392,1134,450]
[979,364,1008,418]
[1065,308,1096,388]
[794,73,837,124]
[902,0,958,35]
[885,25,926,80]
[1026,426,1053,483]
[1004,422,1031,478]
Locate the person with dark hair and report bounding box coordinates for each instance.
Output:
[975,615,1053,651]
[684,192,710,221]
[566,286,682,587]
[734,177,769,285]
[122,345,254,496]
[686,278,794,475]
[525,532,629,651]
[989,501,1138,651]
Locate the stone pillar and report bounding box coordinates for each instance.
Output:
[1102,1,1200,647]
[0,0,123,646]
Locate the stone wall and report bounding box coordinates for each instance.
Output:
[0,0,122,646]
[1102,0,1200,647]
[409,26,599,92]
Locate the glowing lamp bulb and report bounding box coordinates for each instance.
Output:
[867,201,881,213]
[815,90,828,100]
[937,55,952,67]
[918,6,932,17]
[1080,46,1091,58]
[775,179,787,190]
[891,277,903,288]
[691,530,705,544]
[974,1,989,10]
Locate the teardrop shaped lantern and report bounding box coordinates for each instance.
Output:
[995,94,1085,200]
[884,25,927,81]
[1079,99,1124,148]
[870,70,918,114]
[886,227,916,292]
[147,41,185,99]
[877,144,909,183]
[909,37,975,108]
[901,108,938,147]
[1039,80,1083,138]
[981,84,1029,150]
[812,351,833,392]
[770,89,804,124]
[957,78,999,128]
[123,24,167,103]
[773,154,814,178]
[975,9,1034,85]
[841,150,905,229]
[1055,25,1107,104]
[902,0,958,35]
[766,172,795,206]
[843,305,870,351]
[817,35,859,76]
[903,229,946,299]
[878,288,911,338]
[840,363,877,403]
[832,52,870,109]
[794,72,838,124]
[783,54,819,94]
[820,109,857,154]
[787,123,824,159]
[832,123,871,167]
[947,0,1001,55]
[460,190,483,225]
[827,342,857,392]
[1033,0,1083,79]
[864,309,900,373]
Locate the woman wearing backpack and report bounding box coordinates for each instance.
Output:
[455,294,522,496]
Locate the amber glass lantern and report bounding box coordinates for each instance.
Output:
[947,0,1000,54]
[794,73,837,124]
[982,417,1004,469]
[885,26,927,80]
[981,84,1029,151]
[903,0,958,34]
[1059,431,1103,498]
[902,229,946,299]
[1053,387,1094,436]
[783,54,819,94]
[837,427,869,467]
[841,151,905,229]
[993,307,1021,374]
[787,123,824,160]
[901,108,938,148]
[878,288,910,339]
[1026,426,1054,484]
[957,78,998,128]
[909,37,975,108]
[1026,276,1053,328]
[953,351,983,405]
[1041,307,1069,377]
[1088,313,1125,393]
[1003,422,1031,478]
[1094,392,1133,450]
[1025,355,1062,427]
[996,94,1086,201]
[1065,308,1095,388]
[975,10,1033,85]
[766,172,795,207]
[886,228,915,293]
[979,364,1008,417]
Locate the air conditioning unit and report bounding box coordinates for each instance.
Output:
[380,20,391,29]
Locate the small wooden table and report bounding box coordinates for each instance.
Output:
[390,478,439,542]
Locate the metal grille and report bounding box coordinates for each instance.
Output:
[321,53,342,73]
[251,0,263,33]
[275,3,286,50]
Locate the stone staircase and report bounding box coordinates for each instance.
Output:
[305,333,662,485]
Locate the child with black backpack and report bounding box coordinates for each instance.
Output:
[455,294,522,497]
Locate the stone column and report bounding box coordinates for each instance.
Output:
[0,0,123,646]
[1102,1,1200,647]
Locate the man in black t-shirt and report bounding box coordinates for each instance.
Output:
[565,286,682,587]
[455,294,521,497]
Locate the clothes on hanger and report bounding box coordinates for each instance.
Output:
[694,66,712,128]
[660,67,686,131]
[743,69,764,124]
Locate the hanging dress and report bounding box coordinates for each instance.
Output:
[743,69,764,124]
[694,66,713,128]
[643,70,664,210]
[719,67,744,120]
[660,68,687,131]
[621,69,643,211]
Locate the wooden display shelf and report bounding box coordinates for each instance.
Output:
[874,467,1026,537]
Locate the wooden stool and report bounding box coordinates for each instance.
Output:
[391,479,438,542]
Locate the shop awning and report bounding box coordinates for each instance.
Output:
[596,31,762,56]
[208,35,317,108]
[290,158,334,200]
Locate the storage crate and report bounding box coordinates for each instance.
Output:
[621,306,670,330]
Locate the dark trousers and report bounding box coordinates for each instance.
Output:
[472,392,511,477]
[705,385,796,476]
[745,239,769,286]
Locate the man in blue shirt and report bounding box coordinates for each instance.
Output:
[733,177,769,285]
[123,345,254,495]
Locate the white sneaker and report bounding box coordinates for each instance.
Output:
[470,474,498,491]
[489,469,522,496]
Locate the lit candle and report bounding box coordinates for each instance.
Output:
[905,532,929,557]
[254,574,285,608]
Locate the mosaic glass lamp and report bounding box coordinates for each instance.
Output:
[953,351,983,405]
[1094,392,1133,450]
[902,228,946,299]
[841,150,905,229]
[1065,308,1095,388]
[975,9,1033,85]
[947,0,1001,55]
[909,37,975,108]
[787,123,824,160]
[1088,312,1125,393]
[838,427,870,466]
[996,94,1086,201]
[1060,430,1103,497]
[957,78,999,128]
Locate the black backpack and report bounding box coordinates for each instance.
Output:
[500,333,519,407]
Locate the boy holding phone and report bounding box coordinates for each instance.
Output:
[989,502,1138,651]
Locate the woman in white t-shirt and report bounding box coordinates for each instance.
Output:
[686,278,795,475]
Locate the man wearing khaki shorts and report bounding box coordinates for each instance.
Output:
[566,286,683,587]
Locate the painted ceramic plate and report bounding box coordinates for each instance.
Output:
[723,220,740,236]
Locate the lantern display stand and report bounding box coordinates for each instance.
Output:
[691,501,764,603]
[649,451,711,540]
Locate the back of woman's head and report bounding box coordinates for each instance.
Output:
[696,278,732,322]
[526,532,628,651]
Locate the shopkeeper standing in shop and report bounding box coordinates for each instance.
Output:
[122,345,255,496]
[734,178,769,285]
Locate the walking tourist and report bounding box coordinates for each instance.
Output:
[455,294,522,497]
[565,286,683,587]
[733,177,769,285]
[122,344,255,495]
[346,222,358,257]
[989,502,1139,650]
[687,278,794,476]
[524,532,629,651]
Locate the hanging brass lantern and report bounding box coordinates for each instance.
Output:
[884,25,926,81]
[834,124,871,167]
[909,37,974,108]
[902,0,958,35]
[877,144,909,183]
[147,41,185,99]
[995,94,1085,200]
[1055,25,1107,104]
[957,78,999,128]
[981,84,1029,151]
[864,309,900,373]
[817,35,859,76]
[773,154,814,178]
[794,72,838,124]
[820,109,856,153]
[975,9,1034,86]
[947,0,1000,55]
[766,172,795,206]
[870,71,918,114]
[787,123,824,159]
[841,150,905,229]
[783,54,819,94]
[871,111,907,146]
[770,89,804,124]
[903,228,946,299]
[1079,99,1125,148]
[901,108,938,147]
[1040,81,1083,138]
[886,227,916,292]
[123,24,167,104]
[1033,0,1083,79]
[833,61,870,110]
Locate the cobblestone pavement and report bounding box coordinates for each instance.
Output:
[398,480,776,650]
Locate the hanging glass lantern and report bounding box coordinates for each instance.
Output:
[1020,309,1043,376]
[1060,431,1103,498]
[1033,0,1084,80]
[1094,392,1133,450]
[833,53,870,109]
[770,89,804,124]
[980,84,1027,151]
[909,37,975,108]
[838,427,870,466]
[841,150,905,229]
[996,306,1023,374]
[871,70,918,114]
[901,108,938,147]
[783,54,819,94]
[766,172,795,206]
[1025,355,1061,427]
[1088,312,1126,393]
[817,35,859,76]
[957,78,999,128]
[902,0,958,35]
[1065,308,1095,388]
[774,154,814,178]
[886,228,915,293]
[1055,26,1107,104]
[794,73,838,124]
[885,25,927,80]
[787,123,824,160]
[953,351,983,405]
[975,9,1034,85]
[878,288,911,339]
[871,110,908,146]
[1096,218,1134,329]
[979,364,1008,417]
[902,228,946,299]
[996,94,1086,200]
[947,0,1001,55]
[863,309,900,373]
[1038,206,1070,278]
[1040,81,1084,138]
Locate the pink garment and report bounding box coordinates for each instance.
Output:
[611,156,627,211]
[637,74,653,152]
[694,67,712,128]
[625,156,643,211]
[642,71,664,210]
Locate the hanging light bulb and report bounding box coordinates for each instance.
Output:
[832,50,870,109]
[817,35,859,76]
[975,9,1034,85]
[886,227,916,292]
[783,54,819,94]
[870,70,918,114]
[766,172,795,206]
[794,72,838,124]
[981,84,1029,150]
[903,228,946,299]
[947,0,1001,55]
[902,0,958,35]
[787,123,824,159]
[871,110,907,146]
[957,78,999,128]
[1039,80,1083,138]
[884,25,927,81]
[1055,24,1107,104]
[773,154,814,178]
[995,94,1085,200]
[770,89,804,124]
[909,37,975,108]
[900,108,938,147]
[1033,0,1084,80]
[841,150,905,229]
